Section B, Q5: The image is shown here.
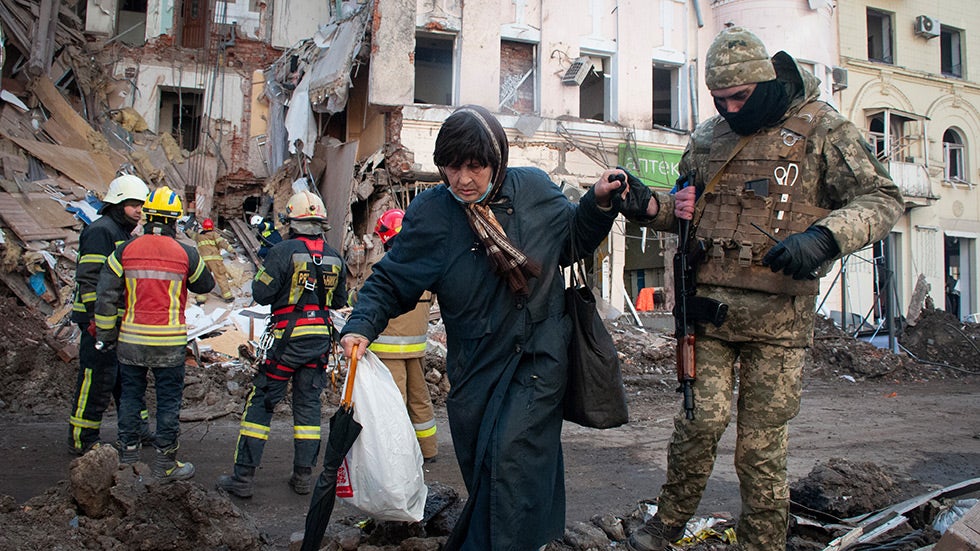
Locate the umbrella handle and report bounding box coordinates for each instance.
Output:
[341,344,358,408]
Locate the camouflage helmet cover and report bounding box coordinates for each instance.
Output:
[705,26,777,90]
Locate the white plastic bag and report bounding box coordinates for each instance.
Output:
[335,350,427,521]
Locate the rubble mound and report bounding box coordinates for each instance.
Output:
[790,457,929,519]
[808,315,921,380]
[901,307,980,372]
[0,445,262,551]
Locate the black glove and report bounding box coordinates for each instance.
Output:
[762,225,840,280]
[612,167,655,222]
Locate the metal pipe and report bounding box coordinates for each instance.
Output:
[691,0,704,28]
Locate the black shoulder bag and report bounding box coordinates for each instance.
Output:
[562,246,629,429]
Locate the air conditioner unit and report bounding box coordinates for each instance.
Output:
[561,57,594,86]
[832,66,848,91]
[914,15,940,38]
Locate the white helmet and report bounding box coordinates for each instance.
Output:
[250,214,264,226]
[101,174,149,213]
[286,191,327,221]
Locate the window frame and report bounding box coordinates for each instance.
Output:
[941,25,964,78]
[867,8,894,64]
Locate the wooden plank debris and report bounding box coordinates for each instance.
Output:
[228,218,263,270]
[1,134,115,195]
[0,191,70,240]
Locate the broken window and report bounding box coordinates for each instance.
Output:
[652,65,678,129]
[499,40,536,114]
[118,0,148,46]
[579,55,610,122]
[943,128,967,183]
[867,8,893,64]
[415,33,455,106]
[866,109,925,163]
[159,88,203,151]
[941,26,963,78]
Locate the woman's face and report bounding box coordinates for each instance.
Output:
[443,160,492,203]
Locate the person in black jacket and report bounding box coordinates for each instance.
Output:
[218,190,347,498]
[340,105,624,550]
[67,174,151,455]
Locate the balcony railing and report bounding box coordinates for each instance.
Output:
[888,160,937,204]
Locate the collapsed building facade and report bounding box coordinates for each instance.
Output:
[1,0,977,336]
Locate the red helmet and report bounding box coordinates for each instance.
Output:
[374,209,405,245]
[201,218,214,231]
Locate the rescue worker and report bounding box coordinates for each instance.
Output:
[217,191,347,497]
[251,214,282,259]
[67,174,152,455]
[618,27,904,551]
[94,186,215,483]
[192,218,237,302]
[368,208,438,461]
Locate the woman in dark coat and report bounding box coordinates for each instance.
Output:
[340,105,624,550]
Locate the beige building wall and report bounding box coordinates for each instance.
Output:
[838,0,980,321]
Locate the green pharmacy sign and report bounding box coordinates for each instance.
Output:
[616,144,683,189]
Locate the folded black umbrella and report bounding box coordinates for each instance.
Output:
[301,348,362,551]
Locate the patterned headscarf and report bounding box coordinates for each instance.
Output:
[436,105,541,295]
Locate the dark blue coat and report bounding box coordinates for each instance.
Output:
[342,167,616,550]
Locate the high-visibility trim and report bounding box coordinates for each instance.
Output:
[189,259,206,283]
[119,333,188,346]
[106,253,123,276]
[79,253,107,264]
[273,325,331,339]
[94,313,118,330]
[201,255,222,262]
[120,321,188,334]
[369,341,427,354]
[128,269,182,281]
[80,292,97,303]
[69,415,101,429]
[293,425,322,440]
[198,238,217,247]
[240,421,270,440]
[415,424,437,439]
[70,367,97,430]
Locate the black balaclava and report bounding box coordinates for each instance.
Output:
[716,79,790,136]
[104,203,140,234]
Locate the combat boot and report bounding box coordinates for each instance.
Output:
[288,466,313,495]
[152,444,195,483]
[216,465,255,498]
[626,515,685,551]
[117,441,141,464]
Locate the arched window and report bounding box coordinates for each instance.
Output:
[943,128,966,183]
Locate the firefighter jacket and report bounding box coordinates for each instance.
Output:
[639,51,903,346]
[193,229,234,262]
[252,234,346,367]
[369,291,433,359]
[94,223,215,368]
[70,209,137,324]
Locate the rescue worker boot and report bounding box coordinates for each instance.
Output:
[216,465,255,498]
[117,441,141,464]
[288,466,313,495]
[626,515,685,551]
[151,444,195,483]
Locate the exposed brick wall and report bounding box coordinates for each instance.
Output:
[500,40,534,114]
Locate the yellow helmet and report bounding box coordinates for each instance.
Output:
[143,186,184,220]
[286,191,326,221]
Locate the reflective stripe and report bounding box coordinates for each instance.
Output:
[201,255,222,262]
[79,253,107,264]
[240,421,270,440]
[189,259,206,283]
[369,341,427,354]
[80,292,97,302]
[106,254,123,276]
[69,415,101,429]
[128,269,182,281]
[273,325,331,339]
[95,313,117,330]
[414,420,437,439]
[121,321,189,334]
[294,425,322,440]
[372,334,426,345]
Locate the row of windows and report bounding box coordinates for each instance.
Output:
[867,8,963,78]
[414,33,682,129]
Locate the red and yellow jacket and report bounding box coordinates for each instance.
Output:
[94,223,215,368]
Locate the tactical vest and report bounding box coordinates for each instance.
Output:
[694,101,832,296]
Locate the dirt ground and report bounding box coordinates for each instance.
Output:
[0,290,978,550]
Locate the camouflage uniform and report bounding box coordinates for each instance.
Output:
[634,28,904,551]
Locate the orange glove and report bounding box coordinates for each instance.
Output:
[87,320,97,338]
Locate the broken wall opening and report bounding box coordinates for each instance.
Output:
[414,33,455,105]
[579,55,610,122]
[118,0,148,46]
[500,40,535,114]
[159,87,204,151]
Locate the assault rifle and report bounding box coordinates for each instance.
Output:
[674,173,728,420]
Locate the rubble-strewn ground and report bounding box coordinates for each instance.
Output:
[1,291,978,550]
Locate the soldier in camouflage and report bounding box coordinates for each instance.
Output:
[618,27,904,551]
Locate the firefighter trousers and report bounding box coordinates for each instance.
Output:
[232,369,325,471]
[381,356,438,459]
[68,327,149,451]
[205,259,234,300]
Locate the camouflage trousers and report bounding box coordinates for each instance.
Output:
[657,334,805,551]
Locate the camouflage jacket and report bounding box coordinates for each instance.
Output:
[644,51,904,347]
